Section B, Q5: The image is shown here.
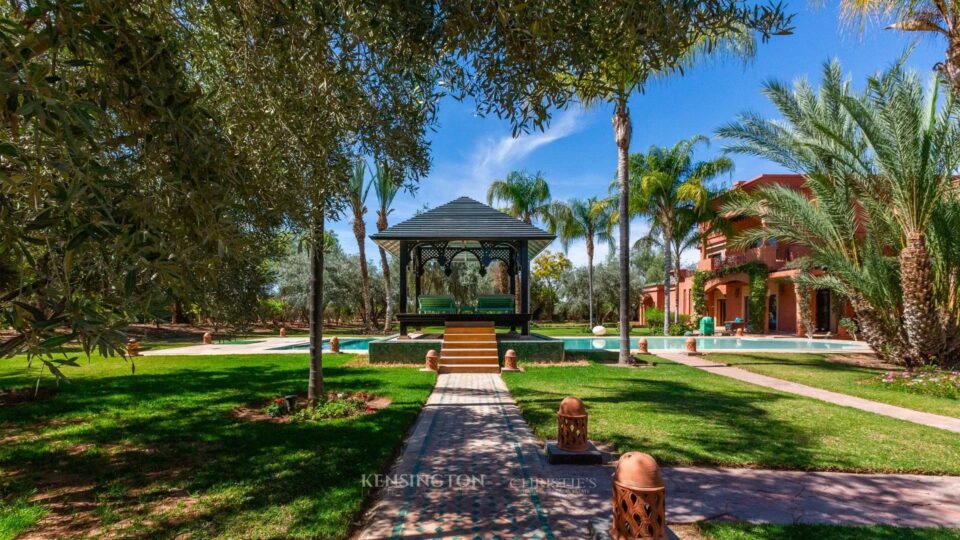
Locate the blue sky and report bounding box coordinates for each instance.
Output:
[331,3,944,267]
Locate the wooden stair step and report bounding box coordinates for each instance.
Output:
[441,348,498,357]
[445,321,495,328]
[438,364,501,374]
[440,354,499,362]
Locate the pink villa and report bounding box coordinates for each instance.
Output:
[637,174,853,338]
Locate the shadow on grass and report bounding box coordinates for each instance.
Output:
[507,364,825,471]
[0,360,434,539]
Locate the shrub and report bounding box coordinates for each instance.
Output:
[295,398,367,420]
[645,308,665,330]
[668,323,686,336]
[869,366,959,399]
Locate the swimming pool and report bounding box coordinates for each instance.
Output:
[271,338,373,352]
[562,336,864,351]
[270,336,865,353]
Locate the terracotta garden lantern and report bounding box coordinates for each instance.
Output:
[638,337,648,354]
[329,336,340,353]
[556,396,589,452]
[125,339,140,357]
[610,452,667,540]
[279,326,287,337]
[425,349,438,371]
[685,337,697,354]
[503,349,519,371]
[202,332,212,345]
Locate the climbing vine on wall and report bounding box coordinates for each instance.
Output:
[692,271,708,317]
[690,261,769,332]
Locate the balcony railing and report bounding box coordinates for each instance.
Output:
[709,254,748,271]
[775,247,796,263]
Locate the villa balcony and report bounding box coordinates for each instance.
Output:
[700,244,804,272]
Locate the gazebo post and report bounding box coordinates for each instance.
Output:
[414,246,422,300]
[398,240,409,336]
[520,240,530,335]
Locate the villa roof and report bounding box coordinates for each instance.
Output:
[370,197,555,256]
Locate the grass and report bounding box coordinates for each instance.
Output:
[0,497,46,540]
[502,359,960,474]
[705,353,960,419]
[0,352,435,539]
[696,523,960,539]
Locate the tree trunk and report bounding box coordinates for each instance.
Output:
[379,246,393,333]
[662,221,672,336]
[613,100,632,364]
[353,216,373,332]
[795,280,815,339]
[587,235,595,327]
[493,262,510,293]
[308,212,325,405]
[674,244,682,323]
[942,36,960,95]
[850,292,909,366]
[900,232,942,366]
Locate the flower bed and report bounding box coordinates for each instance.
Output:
[869,366,960,399]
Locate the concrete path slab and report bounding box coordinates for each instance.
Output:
[657,352,960,434]
[358,372,960,539]
[543,464,960,530]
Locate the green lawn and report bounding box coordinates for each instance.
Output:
[705,353,960,419]
[697,523,960,540]
[502,359,960,474]
[0,353,434,539]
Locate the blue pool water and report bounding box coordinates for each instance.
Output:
[562,336,862,351]
[271,338,372,352]
[270,336,861,352]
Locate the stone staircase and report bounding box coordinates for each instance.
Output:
[439,321,501,374]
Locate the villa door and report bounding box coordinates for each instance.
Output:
[717,299,727,322]
[767,295,778,332]
[815,289,831,332]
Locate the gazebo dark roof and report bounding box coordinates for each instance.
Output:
[370,197,555,256]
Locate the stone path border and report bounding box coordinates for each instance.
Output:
[657,352,960,434]
[358,373,960,538]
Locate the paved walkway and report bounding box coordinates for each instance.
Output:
[657,352,960,434]
[360,373,557,539]
[359,373,960,539]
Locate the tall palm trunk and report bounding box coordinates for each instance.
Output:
[662,220,673,335]
[308,212,325,404]
[900,232,941,365]
[352,216,373,331]
[613,100,632,364]
[377,211,393,334]
[943,37,960,94]
[674,243,682,323]
[586,235,595,327]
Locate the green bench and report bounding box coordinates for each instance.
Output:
[417,295,458,314]
[476,294,515,314]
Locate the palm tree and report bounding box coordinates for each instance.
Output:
[347,160,374,332]
[373,161,401,333]
[560,25,766,364]
[622,136,733,334]
[841,0,960,93]
[487,170,552,306]
[637,202,729,323]
[549,197,616,327]
[487,170,553,223]
[718,60,960,367]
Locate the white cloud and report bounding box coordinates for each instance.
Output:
[450,107,589,199]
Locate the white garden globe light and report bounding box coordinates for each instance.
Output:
[592,325,606,336]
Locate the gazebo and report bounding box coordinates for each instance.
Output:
[370,197,555,336]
